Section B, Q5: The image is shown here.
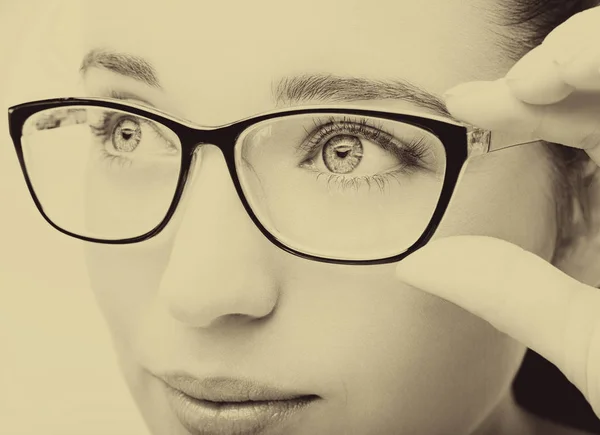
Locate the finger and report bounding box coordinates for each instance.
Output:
[505,43,600,100]
[447,7,600,105]
[444,79,600,165]
[394,236,600,400]
[555,45,600,92]
[503,44,575,104]
[443,79,539,131]
[542,7,600,59]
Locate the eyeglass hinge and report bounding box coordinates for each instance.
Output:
[466,127,491,157]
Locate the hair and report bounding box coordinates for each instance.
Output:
[497,0,599,262]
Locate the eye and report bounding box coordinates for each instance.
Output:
[322,135,364,174]
[112,118,142,152]
[301,120,405,177]
[90,110,180,160]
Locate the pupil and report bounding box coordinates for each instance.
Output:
[322,135,363,174]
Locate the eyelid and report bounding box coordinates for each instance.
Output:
[101,89,157,108]
[300,116,420,157]
[300,117,386,151]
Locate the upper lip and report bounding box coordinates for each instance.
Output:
[157,373,317,403]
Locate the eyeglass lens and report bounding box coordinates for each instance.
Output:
[19,106,447,260]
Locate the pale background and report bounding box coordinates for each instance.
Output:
[3,2,600,434]
[0,1,148,433]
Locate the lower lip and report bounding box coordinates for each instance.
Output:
[163,384,317,435]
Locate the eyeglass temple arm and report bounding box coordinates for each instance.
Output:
[467,126,541,157]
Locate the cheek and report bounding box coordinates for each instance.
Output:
[83,240,171,347]
[82,143,556,433]
[436,144,557,259]
[268,262,526,433]
[264,146,555,428]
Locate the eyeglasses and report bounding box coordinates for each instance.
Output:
[8,97,536,265]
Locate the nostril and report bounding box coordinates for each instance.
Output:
[165,285,278,329]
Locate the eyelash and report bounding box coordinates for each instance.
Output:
[88,111,429,190]
[88,112,132,168]
[90,111,122,139]
[301,116,429,165]
[313,171,408,193]
[299,116,431,191]
[89,111,175,168]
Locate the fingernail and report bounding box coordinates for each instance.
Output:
[554,51,579,66]
[553,45,590,67]
[443,81,493,100]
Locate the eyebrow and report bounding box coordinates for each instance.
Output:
[80,48,161,88]
[273,74,451,117]
[80,48,451,118]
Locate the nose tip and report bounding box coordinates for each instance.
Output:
[162,258,280,328]
[167,288,277,329]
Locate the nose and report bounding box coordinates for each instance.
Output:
[158,145,279,329]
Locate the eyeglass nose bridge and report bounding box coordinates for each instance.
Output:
[171,121,287,257]
[179,124,242,158]
[176,125,247,201]
[170,124,241,196]
[178,134,235,190]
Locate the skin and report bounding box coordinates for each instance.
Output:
[75,0,596,434]
[394,4,600,423]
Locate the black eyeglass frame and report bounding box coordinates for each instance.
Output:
[9,97,500,265]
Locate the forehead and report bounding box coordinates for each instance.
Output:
[81,0,512,123]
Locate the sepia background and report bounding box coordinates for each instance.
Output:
[0,1,147,434]
[1,1,600,434]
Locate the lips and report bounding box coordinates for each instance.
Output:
[157,373,319,435]
[162,375,315,402]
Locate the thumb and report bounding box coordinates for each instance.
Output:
[395,235,600,406]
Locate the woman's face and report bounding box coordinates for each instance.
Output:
[82,1,557,434]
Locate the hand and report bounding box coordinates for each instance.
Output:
[395,236,600,416]
[441,6,600,165]
[395,6,600,416]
